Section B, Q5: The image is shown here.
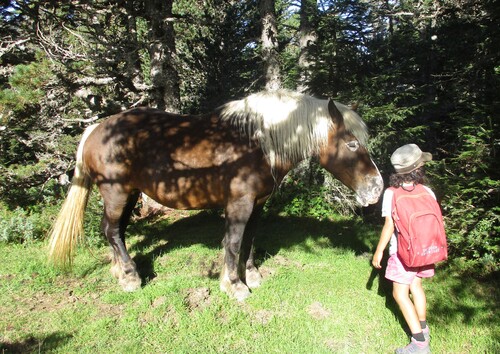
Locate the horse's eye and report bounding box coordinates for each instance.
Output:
[346,141,360,151]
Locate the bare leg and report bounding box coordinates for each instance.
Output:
[409,277,427,322]
[392,282,422,335]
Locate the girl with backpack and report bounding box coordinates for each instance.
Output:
[372,144,446,354]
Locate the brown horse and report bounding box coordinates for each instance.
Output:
[49,90,383,301]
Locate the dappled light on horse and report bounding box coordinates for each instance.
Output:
[48,90,383,301]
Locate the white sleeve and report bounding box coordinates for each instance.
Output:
[381,189,394,217]
[423,185,437,200]
[381,189,397,255]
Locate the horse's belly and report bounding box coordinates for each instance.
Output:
[141,173,226,210]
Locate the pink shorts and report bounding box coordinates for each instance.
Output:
[385,253,435,285]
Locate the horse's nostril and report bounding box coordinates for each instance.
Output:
[370,176,384,200]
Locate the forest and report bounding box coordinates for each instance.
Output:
[0,0,498,276]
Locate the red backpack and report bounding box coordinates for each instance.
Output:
[390,184,448,267]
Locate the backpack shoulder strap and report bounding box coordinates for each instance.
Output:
[387,186,399,198]
[387,186,399,210]
[392,183,428,200]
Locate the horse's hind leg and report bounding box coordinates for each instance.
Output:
[100,187,141,292]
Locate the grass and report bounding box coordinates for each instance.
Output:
[1,211,499,353]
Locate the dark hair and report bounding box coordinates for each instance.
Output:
[389,166,427,188]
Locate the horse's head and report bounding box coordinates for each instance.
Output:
[319,100,383,206]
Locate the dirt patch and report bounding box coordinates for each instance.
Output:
[324,338,352,352]
[251,309,274,325]
[151,295,167,308]
[257,265,275,279]
[138,298,180,328]
[184,287,211,312]
[3,273,126,327]
[0,273,16,281]
[273,255,304,269]
[199,256,222,279]
[307,301,331,319]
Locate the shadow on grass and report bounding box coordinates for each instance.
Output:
[128,210,225,283]
[126,211,380,285]
[367,258,500,350]
[127,210,410,334]
[124,210,499,351]
[366,257,408,336]
[133,211,377,251]
[0,332,72,353]
[429,266,500,352]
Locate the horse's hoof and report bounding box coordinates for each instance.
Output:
[220,280,251,302]
[110,263,122,279]
[233,285,251,302]
[119,274,142,292]
[245,268,262,289]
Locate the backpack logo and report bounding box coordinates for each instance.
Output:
[390,184,448,267]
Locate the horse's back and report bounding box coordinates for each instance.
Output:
[82,107,272,209]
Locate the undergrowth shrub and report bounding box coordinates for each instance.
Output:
[264,159,358,219]
[82,188,107,247]
[0,182,106,247]
[0,206,40,243]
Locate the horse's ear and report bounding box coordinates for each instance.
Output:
[328,99,344,124]
[350,102,359,111]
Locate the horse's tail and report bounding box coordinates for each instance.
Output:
[48,124,99,268]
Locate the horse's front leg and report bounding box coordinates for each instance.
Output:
[220,196,255,301]
[240,206,263,289]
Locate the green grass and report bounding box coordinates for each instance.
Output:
[1,211,498,353]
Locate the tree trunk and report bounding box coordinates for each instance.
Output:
[297,0,317,93]
[146,0,180,112]
[124,0,147,99]
[259,0,281,91]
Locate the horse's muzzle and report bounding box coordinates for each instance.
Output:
[356,175,384,207]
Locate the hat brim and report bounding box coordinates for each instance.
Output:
[421,152,432,163]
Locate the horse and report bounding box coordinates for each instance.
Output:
[48,90,383,301]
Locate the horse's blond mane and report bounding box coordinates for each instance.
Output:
[219,90,368,169]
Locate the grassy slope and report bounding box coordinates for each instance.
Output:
[1,211,498,353]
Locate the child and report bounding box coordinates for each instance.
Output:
[372,144,436,354]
